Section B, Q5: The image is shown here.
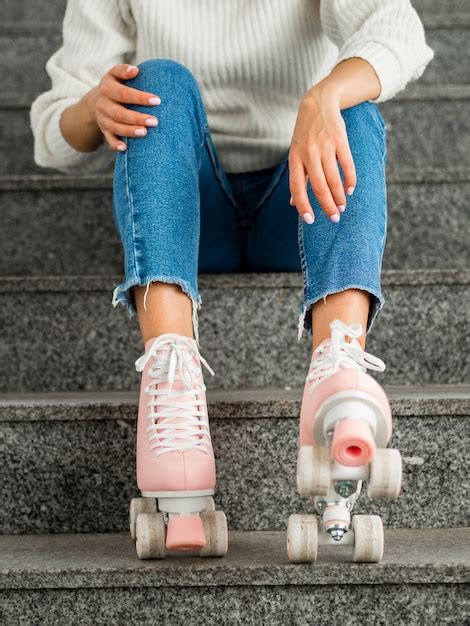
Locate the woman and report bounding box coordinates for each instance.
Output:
[31,0,433,558]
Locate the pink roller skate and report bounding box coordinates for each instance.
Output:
[287,320,402,563]
[129,333,228,559]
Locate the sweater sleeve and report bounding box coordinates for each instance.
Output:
[30,0,136,173]
[320,0,434,103]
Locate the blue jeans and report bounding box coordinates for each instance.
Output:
[112,59,387,345]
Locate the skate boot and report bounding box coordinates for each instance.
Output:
[287,320,402,563]
[129,332,228,559]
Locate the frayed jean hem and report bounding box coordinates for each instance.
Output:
[297,284,385,343]
[111,274,202,345]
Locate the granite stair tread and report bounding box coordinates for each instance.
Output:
[1,528,468,590]
[1,384,469,422]
[1,269,468,391]
[1,268,468,290]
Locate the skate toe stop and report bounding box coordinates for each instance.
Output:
[166,515,206,551]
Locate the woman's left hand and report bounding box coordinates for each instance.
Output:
[289,86,356,224]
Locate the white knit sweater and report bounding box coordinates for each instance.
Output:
[30,0,433,174]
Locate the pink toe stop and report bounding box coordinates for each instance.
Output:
[166,515,206,551]
[331,418,376,467]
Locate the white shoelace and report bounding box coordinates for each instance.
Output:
[306,320,385,394]
[135,335,215,457]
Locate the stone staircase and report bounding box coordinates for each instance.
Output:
[1,0,469,623]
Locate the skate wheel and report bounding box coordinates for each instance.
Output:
[367,449,402,499]
[200,511,228,557]
[287,514,318,563]
[205,496,216,512]
[297,446,330,496]
[135,512,166,559]
[352,515,384,563]
[129,497,157,541]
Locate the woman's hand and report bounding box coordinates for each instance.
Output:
[83,64,161,152]
[289,86,356,224]
[289,58,381,224]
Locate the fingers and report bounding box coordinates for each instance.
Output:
[100,115,150,139]
[102,73,161,106]
[97,64,162,149]
[108,63,140,80]
[102,129,126,152]
[305,149,340,223]
[289,153,315,224]
[98,98,158,129]
[337,137,356,196]
[322,145,346,212]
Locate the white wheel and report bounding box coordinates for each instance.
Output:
[367,449,402,499]
[352,515,384,563]
[287,514,318,563]
[200,511,228,557]
[205,496,216,512]
[297,446,330,496]
[135,512,166,559]
[129,497,157,540]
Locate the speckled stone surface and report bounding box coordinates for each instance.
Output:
[3,0,467,23]
[1,528,468,588]
[1,530,469,624]
[1,584,467,625]
[0,189,121,276]
[1,386,468,533]
[381,100,470,170]
[2,181,469,276]
[1,385,468,421]
[0,529,469,625]
[2,0,66,22]
[0,273,468,391]
[385,181,470,269]
[3,99,470,175]
[420,29,470,85]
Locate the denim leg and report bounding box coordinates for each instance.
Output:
[298,102,388,339]
[111,58,238,343]
[246,102,387,341]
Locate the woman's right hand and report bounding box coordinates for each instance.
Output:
[84,64,161,152]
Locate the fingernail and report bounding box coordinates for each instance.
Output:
[117,144,126,151]
[330,213,340,223]
[347,186,355,196]
[290,195,294,206]
[145,118,158,127]
[134,128,147,136]
[338,204,346,213]
[126,65,138,72]
[149,96,161,105]
[303,212,314,224]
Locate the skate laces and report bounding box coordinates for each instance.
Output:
[135,334,215,457]
[306,320,385,393]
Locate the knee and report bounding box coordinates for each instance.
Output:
[132,58,201,96]
[342,102,386,138]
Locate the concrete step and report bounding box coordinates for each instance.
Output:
[1,386,468,534]
[1,168,469,276]
[3,0,469,20]
[1,528,468,624]
[2,91,469,175]
[2,22,468,101]
[1,271,468,392]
